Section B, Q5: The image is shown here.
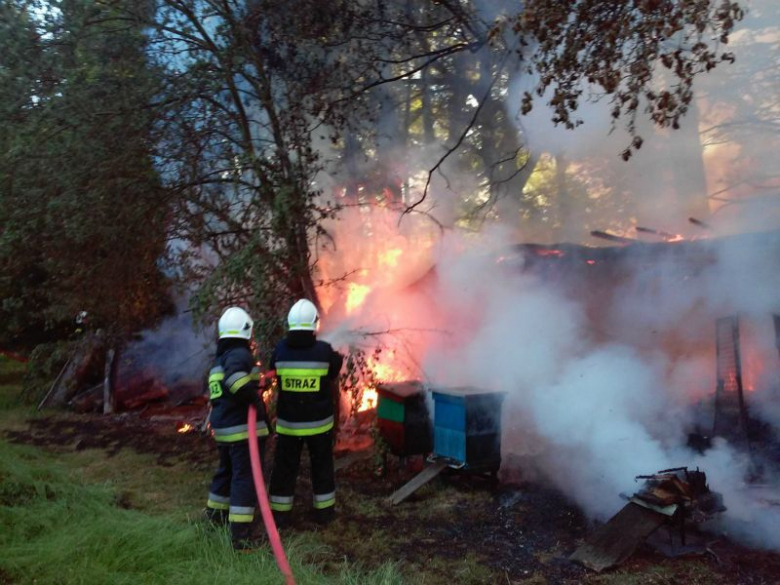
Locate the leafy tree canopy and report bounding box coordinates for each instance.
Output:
[0,0,170,349]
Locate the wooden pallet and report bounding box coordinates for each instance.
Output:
[570,502,667,572]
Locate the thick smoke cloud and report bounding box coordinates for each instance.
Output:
[322,220,780,548]
[319,0,780,550]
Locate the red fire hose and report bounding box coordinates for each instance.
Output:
[248,403,295,585]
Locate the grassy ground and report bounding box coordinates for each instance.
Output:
[3,355,780,584]
[0,356,400,585]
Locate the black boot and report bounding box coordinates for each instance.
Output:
[272,511,292,529]
[230,521,264,550]
[313,507,335,526]
[230,522,255,550]
[203,508,228,526]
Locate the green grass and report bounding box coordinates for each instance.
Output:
[0,440,402,584]
[0,356,27,411]
[0,355,742,584]
[0,357,402,584]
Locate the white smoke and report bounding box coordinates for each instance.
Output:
[322,220,780,550]
[416,227,780,542]
[694,441,780,550]
[315,0,780,552]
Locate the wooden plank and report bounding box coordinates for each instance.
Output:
[37,356,74,411]
[570,502,667,572]
[103,348,116,414]
[388,460,448,505]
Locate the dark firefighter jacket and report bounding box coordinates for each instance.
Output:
[270,331,343,436]
[208,338,269,442]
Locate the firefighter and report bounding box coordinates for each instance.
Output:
[268,299,344,526]
[204,306,269,548]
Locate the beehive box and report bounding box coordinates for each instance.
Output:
[431,387,505,471]
[376,381,432,457]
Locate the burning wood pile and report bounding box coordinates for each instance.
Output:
[630,467,725,525]
[571,467,725,572]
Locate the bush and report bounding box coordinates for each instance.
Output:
[23,340,76,405]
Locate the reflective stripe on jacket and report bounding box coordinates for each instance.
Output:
[209,340,268,440]
[270,337,343,436]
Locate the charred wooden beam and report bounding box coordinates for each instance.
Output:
[590,230,636,244]
[635,226,678,240]
[688,217,712,230]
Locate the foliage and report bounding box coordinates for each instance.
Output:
[0,0,752,356]
[22,340,75,405]
[503,0,744,160]
[136,0,370,348]
[340,347,381,419]
[0,0,170,350]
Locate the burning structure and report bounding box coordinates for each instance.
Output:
[322,217,780,551]
[41,208,780,555]
[40,300,213,434]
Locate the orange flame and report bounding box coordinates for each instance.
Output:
[742,345,764,394]
[378,248,403,268]
[177,423,194,434]
[357,352,407,412]
[359,388,378,411]
[345,282,371,315]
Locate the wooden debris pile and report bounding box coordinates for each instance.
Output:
[570,467,725,572]
[630,467,725,523]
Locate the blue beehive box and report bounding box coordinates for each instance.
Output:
[431,387,506,471]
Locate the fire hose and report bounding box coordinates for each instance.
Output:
[248,402,296,585]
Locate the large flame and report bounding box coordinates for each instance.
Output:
[378,247,403,268]
[316,205,440,415]
[357,351,408,411]
[358,388,378,411]
[345,282,371,315]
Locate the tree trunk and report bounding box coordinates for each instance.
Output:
[102,348,115,414]
[672,98,710,220]
[421,68,435,144]
[555,153,572,242]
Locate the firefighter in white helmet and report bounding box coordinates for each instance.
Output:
[204,307,269,548]
[268,299,344,526]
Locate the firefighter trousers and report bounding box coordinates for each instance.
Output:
[205,438,266,539]
[269,431,335,522]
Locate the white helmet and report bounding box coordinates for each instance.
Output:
[287,299,319,331]
[218,307,254,340]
